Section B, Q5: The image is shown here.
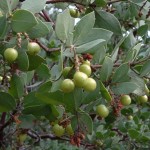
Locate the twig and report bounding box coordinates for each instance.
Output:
[46,0,122,7]
[36,40,60,53]
[92,56,150,69]
[42,10,55,26]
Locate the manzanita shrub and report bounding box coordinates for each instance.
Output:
[0,0,150,149]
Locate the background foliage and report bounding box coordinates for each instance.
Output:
[0,0,150,149]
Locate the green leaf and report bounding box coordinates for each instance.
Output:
[111,82,138,95]
[17,51,29,71]
[27,18,51,39]
[74,28,112,46]
[36,63,50,80]
[9,74,24,99]
[55,9,74,43]
[121,32,136,50]
[124,43,141,63]
[80,113,93,134]
[0,16,8,39]
[10,0,19,11]
[128,129,140,139]
[112,63,130,83]
[100,56,113,82]
[93,46,106,64]
[140,60,150,77]
[21,0,47,13]
[28,54,45,71]
[99,80,112,102]
[129,71,146,95]
[73,12,95,45]
[23,92,46,116]
[63,92,76,113]
[137,24,148,36]
[111,34,128,62]
[0,92,16,112]
[75,39,105,53]
[95,0,107,7]
[11,9,37,32]
[37,81,52,93]
[0,0,11,14]
[36,91,63,105]
[95,10,122,35]
[19,114,36,128]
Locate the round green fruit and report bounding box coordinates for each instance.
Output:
[120,95,131,106]
[83,78,97,91]
[66,124,74,136]
[52,124,65,137]
[83,60,90,66]
[96,104,109,118]
[62,67,72,78]
[4,48,18,63]
[127,115,133,120]
[27,42,41,55]
[138,95,148,103]
[73,71,88,88]
[61,79,75,93]
[79,64,91,77]
[18,134,27,143]
[69,9,80,18]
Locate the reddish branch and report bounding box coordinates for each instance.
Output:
[36,40,60,53]
[91,55,150,69]
[46,0,122,6]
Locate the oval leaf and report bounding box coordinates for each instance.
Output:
[11,9,37,32]
[0,92,16,112]
[95,10,122,35]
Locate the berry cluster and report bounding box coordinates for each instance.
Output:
[60,61,97,93]
[3,42,41,63]
[52,123,74,137]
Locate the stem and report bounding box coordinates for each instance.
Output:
[0,113,6,126]
[46,0,122,6]
[36,40,60,53]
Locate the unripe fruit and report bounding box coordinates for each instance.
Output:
[96,104,109,118]
[120,95,131,106]
[69,9,80,18]
[79,64,91,77]
[66,124,74,136]
[138,95,148,103]
[83,60,90,66]
[52,124,65,137]
[73,71,88,87]
[127,115,133,120]
[4,48,18,63]
[83,78,97,91]
[61,79,75,93]
[27,42,41,55]
[18,134,27,143]
[62,67,72,78]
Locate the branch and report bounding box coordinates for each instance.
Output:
[42,10,55,26]
[46,0,123,6]
[92,56,150,69]
[36,40,60,53]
